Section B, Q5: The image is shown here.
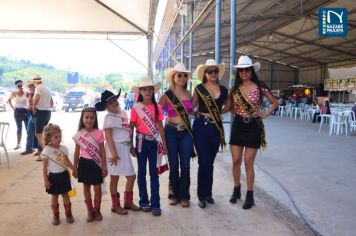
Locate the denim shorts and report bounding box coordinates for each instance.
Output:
[35,110,51,133]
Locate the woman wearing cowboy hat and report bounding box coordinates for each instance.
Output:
[192,59,229,209]
[225,55,277,209]
[159,63,194,208]
[130,79,167,216]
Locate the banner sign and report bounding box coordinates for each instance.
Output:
[319,8,348,37]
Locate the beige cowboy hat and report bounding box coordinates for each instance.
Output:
[195,59,225,81]
[26,79,35,87]
[165,63,191,84]
[131,79,161,94]
[32,74,42,83]
[232,55,261,72]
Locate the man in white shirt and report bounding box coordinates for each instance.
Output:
[32,74,53,160]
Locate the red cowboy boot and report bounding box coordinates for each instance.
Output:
[93,199,103,221]
[124,191,141,211]
[111,192,128,215]
[51,204,60,225]
[85,199,94,222]
[63,203,75,223]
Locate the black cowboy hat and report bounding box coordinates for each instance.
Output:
[95,89,121,111]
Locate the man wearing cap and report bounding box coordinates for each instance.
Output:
[32,74,53,159]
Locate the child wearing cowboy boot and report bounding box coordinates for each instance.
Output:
[42,124,75,225]
[72,107,107,222]
[95,90,140,215]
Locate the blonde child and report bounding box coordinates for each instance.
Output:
[130,80,167,216]
[42,123,75,225]
[95,90,140,215]
[72,107,107,222]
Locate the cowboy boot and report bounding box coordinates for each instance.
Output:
[229,185,241,204]
[85,199,94,222]
[51,204,60,225]
[111,193,128,215]
[94,200,103,221]
[242,191,255,210]
[124,191,140,211]
[63,203,75,223]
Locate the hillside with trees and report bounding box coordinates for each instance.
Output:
[0,56,140,93]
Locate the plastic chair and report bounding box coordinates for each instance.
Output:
[329,112,348,136]
[0,122,10,168]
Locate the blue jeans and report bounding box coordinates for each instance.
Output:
[135,138,160,209]
[165,124,193,201]
[25,115,39,152]
[14,108,29,135]
[193,117,221,201]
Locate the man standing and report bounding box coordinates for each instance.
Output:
[32,74,53,161]
[21,79,39,155]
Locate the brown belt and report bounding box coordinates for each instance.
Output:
[166,121,186,131]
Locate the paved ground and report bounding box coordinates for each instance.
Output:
[0,111,355,235]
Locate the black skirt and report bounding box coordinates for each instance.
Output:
[229,115,262,148]
[46,171,71,195]
[78,157,103,185]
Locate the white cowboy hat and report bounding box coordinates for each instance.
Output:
[195,59,225,81]
[32,74,42,83]
[165,63,191,84]
[131,79,161,94]
[232,55,261,72]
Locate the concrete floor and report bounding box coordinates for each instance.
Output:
[0,112,355,235]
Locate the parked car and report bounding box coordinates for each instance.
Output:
[0,89,9,112]
[50,91,63,112]
[62,88,90,112]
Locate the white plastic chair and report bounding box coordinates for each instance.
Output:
[329,112,349,136]
[0,122,10,168]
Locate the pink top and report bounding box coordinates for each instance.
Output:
[166,100,193,117]
[235,87,268,117]
[130,104,163,135]
[79,129,104,160]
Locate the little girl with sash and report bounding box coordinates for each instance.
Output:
[192,59,228,209]
[72,107,107,222]
[130,80,167,216]
[95,89,140,215]
[159,63,194,208]
[41,123,75,225]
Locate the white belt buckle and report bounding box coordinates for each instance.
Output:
[177,124,185,131]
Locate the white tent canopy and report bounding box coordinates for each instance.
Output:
[0,0,158,36]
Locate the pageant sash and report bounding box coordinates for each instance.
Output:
[164,90,196,158]
[105,111,132,137]
[195,83,226,148]
[233,88,267,150]
[73,129,102,168]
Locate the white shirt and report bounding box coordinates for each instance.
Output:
[103,111,131,143]
[42,145,69,173]
[14,92,28,109]
[34,84,51,110]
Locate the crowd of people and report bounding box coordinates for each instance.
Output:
[8,55,279,225]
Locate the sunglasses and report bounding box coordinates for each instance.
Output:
[140,86,154,91]
[17,85,23,88]
[238,67,252,72]
[175,73,188,79]
[206,69,219,75]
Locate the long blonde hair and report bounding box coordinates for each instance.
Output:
[43,123,62,146]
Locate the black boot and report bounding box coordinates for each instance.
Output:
[242,191,254,210]
[229,185,241,204]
